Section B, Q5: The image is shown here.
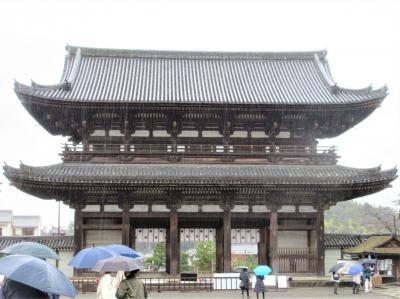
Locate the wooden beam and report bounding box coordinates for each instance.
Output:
[278,224,316,230]
[74,208,83,255]
[82,224,122,230]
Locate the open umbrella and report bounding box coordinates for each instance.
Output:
[349,264,363,275]
[233,266,250,272]
[253,265,272,276]
[361,258,377,264]
[0,255,76,298]
[1,242,60,260]
[329,262,345,273]
[68,246,119,269]
[92,255,144,272]
[104,244,141,258]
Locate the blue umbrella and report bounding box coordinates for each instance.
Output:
[0,255,76,298]
[1,241,60,260]
[253,265,272,276]
[349,264,363,275]
[68,246,119,269]
[104,244,141,258]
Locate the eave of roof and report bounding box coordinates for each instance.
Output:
[0,236,73,251]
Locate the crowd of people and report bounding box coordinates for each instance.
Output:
[331,264,374,296]
[97,270,147,299]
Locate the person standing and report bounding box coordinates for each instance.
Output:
[116,270,147,299]
[331,272,340,295]
[239,268,250,298]
[1,278,49,299]
[352,272,361,294]
[97,271,124,299]
[362,265,372,293]
[254,275,265,299]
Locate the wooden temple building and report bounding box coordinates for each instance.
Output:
[4,46,397,276]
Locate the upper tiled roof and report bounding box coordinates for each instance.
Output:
[3,163,397,186]
[14,45,387,105]
[0,236,73,251]
[12,215,41,228]
[0,210,12,223]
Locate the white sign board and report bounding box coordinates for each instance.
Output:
[264,275,276,287]
[277,276,288,289]
[213,273,241,290]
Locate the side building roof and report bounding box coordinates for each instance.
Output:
[0,210,13,223]
[0,236,73,251]
[15,46,387,105]
[12,215,41,228]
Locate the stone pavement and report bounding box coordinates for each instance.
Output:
[62,286,399,298]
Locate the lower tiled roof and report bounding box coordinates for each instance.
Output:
[3,163,397,186]
[0,236,73,251]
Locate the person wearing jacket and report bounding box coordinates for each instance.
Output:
[254,275,266,299]
[1,278,50,299]
[331,272,340,295]
[116,270,147,299]
[239,268,250,298]
[97,271,124,299]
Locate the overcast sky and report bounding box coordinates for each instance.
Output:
[0,0,399,228]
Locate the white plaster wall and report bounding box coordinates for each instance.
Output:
[325,249,342,276]
[85,230,122,247]
[152,205,169,212]
[82,205,101,212]
[178,205,198,212]
[130,205,148,212]
[232,205,249,213]
[48,251,74,278]
[299,206,316,212]
[104,205,122,212]
[252,205,270,212]
[202,205,223,212]
[279,205,296,212]
[0,224,12,236]
[278,231,308,248]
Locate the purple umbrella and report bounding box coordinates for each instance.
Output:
[349,264,363,275]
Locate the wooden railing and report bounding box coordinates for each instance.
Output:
[62,143,337,164]
[277,248,318,274]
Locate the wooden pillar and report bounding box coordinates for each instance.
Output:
[73,206,84,276]
[258,226,267,265]
[216,225,224,272]
[74,207,83,255]
[165,227,170,274]
[122,207,130,246]
[269,210,279,273]
[130,226,136,249]
[168,207,180,276]
[316,210,325,276]
[223,207,232,272]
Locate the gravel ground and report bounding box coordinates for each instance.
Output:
[62,286,397,298]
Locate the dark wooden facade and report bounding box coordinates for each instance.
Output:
[4,46,397,276]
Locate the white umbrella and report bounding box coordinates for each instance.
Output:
[92,256,144,272]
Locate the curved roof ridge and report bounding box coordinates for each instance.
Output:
[335,84,388,97]
[65,44,327,60]
[14,80,68,95]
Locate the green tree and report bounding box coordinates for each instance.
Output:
[145,242,166,271]
[193,241,216,272]
[180,251,191,272]
[232,255,257,270]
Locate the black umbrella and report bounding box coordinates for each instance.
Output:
[329,262,345,273]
